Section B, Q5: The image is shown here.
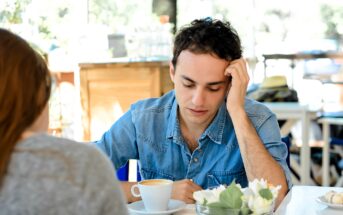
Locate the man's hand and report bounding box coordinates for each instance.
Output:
[224,58,250,113]
[171,179,202,203]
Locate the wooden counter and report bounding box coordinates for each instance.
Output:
[79,59,173,141]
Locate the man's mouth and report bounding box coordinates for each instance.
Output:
[188,108,208,115]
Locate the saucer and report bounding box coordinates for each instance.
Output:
[316,196,343,209]
[127,199,186,215]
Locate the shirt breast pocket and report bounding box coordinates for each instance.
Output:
[207,169,248,189]
[140,168,175,181]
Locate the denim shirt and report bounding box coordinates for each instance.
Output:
[95,90,292,190]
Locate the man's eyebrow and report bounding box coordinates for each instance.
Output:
[181,75,195,83]
[181,75,227,86]
[207,81,227,86]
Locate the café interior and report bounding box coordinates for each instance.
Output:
[2,0,343,214]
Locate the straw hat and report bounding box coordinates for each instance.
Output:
[261,75,288,89]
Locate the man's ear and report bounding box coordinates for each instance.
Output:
[169,61,175,83]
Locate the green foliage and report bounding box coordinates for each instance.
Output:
[58,7,69,18]
[88,0,156,31]
[207,181,252,215]
[266,9,291,20]
[88,0,140,25]
[262,9,291,41]
[259,188,273,200]
[208,206,240,215]
[204,181,256,215]
[240,207,251,215]
[203,198,208,206]
[0,0,31,24]
[320,4,343,39]
[37,17,51,39]
[219,181,243,209]
[208,201,229,208]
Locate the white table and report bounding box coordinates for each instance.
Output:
[275,185,343,215]
[263,102,321,185]
[129,186,343,214]
[128,203,196,215]
[174,204,196,215]
[131,186,343,214]
[318,117,343,186]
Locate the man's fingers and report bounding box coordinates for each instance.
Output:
[171,179,202,203]
[184,196,196,204]
[225,58,249,85]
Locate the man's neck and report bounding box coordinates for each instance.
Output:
[178,113,207,140]
[179,116,208,153]
[180,126,199,152]
[180,123,203,141]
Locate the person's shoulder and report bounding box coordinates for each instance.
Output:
[24,133,91,149]
[47,135,116,177]
[21,134,108,164]
[50,135,109,162]
[244,98,274,118]
[13,134,123,212]
[15,134,115,186]
[131,90,175,112]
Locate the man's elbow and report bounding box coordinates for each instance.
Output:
[275,179,288,208]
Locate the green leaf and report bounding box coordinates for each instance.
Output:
[207,202,241,215]
[259,188,273,200]
[207,202,228,208]
[240,206,252,215]
[219,181,243,209]
[203,198,208,206]
[208,207,235,215]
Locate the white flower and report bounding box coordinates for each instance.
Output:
[193,179,280,215]
[249,178,268,194]
[249,195,274,215]
[193,185,226,204]
[243,178,281,214]
[269,184,282,199]
[247,178,281,200]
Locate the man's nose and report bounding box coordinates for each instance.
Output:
[192,88,205,106]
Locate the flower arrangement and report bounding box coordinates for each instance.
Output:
[193,178,281,215]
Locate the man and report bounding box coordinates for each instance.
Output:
[94,18,292,206]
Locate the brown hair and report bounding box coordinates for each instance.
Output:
[0,28,51,186]
[172,17,242,67]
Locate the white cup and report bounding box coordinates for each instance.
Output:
[131,179,173,211]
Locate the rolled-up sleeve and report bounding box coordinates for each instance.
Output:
[93,109,138,170]
[257,113,293,191]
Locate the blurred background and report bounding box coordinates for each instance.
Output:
[2,0,343,139]
[2,0,343,184]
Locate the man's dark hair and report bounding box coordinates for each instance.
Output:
[172,17,242,67]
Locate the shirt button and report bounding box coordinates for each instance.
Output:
[193,158,198,162]
[198,149,202,153]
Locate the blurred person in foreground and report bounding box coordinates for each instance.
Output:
[95,18,292,207]
[0,28,128,215]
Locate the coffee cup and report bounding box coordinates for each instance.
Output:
[131,179,173,211]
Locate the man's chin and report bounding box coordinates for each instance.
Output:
[180,109,212,125]
[186,115,211,126]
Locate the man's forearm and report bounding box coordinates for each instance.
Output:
[230,109,288,206]
[121,181,141,203]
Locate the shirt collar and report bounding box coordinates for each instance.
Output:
[202,102,227,144]
[166,92,181,141]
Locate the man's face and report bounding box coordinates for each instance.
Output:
[170,50,230,128]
